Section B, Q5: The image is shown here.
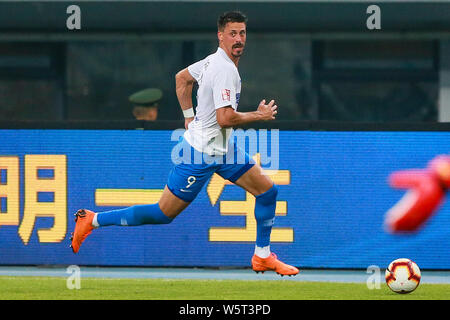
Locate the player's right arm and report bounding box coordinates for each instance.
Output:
[216,99,278,128]
[175,68,196,129]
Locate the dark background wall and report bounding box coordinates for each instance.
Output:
[0,1,449,122]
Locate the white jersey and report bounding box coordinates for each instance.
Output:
[184,47,241,156]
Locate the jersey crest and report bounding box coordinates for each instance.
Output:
[221,89,231,101]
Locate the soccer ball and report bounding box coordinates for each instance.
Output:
[385,258,421,294]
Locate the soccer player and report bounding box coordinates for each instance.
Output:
[385,154,450,233]
[70,11,299,276]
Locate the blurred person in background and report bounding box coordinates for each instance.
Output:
[385,154,450,233]
[129,88,162,121]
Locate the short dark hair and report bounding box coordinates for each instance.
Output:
[217,11,248,31]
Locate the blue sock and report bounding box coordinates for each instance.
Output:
[96,204,173,227]
[254,184,278,247]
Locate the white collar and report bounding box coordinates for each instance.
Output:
[217,47,235,65]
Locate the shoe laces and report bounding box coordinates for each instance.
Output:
[74,209,87,222]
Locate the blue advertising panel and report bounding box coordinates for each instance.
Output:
[0,129,449,269]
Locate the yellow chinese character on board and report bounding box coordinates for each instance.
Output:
[208,154,293,242]
[95,189,163,206]
[18,155,67,244]
[0,157,20,226]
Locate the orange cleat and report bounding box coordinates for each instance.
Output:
[251,252,299,276]
[70,209,96,254]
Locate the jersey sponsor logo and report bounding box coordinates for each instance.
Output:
[222,89,231,101]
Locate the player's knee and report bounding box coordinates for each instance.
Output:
[158,202,186,220]
[256,184,278,206]
[254,184,278,222]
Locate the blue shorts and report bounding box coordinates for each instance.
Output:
[167,138,255,202]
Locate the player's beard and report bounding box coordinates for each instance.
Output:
[232,44,245,58]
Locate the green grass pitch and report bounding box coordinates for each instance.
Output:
[0,276,449,300]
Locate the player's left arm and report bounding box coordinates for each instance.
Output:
[213,64,278,128]
[216,99,278,128]
[175,68,196,129]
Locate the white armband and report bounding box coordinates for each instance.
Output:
[183,108,195,118]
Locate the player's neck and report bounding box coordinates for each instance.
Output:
[219,45,240,67]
